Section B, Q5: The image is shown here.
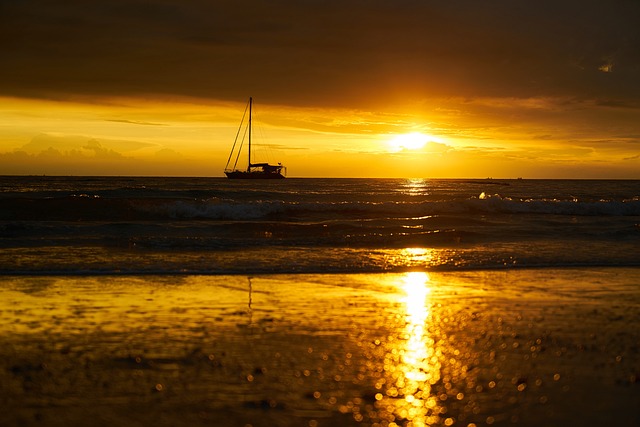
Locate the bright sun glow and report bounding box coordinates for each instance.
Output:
[388,132,429,152]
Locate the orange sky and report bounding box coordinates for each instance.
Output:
[1,0,639,178]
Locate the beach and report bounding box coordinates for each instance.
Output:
[1,176,639,425]
[1,269,639,427]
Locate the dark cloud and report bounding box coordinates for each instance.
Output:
[1,0,639,107]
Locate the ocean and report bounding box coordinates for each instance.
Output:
[1,176,639,427]
[0,176,639,274]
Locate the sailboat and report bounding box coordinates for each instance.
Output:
[224,97,286,179]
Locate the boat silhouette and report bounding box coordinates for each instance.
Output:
[224,97,286,179]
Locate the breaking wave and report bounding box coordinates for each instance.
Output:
[133,195,640,220]
[2,194,639,222]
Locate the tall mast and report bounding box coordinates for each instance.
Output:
[247,97,252,172]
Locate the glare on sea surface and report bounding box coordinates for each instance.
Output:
[403,248,435,264]
[399,178,430,196]
[380,272,445,427]
[379,247,444,270]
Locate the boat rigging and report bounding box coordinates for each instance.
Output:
[224,97,286,179]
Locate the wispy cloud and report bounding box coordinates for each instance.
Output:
[20,134,155,154]
[106,119,167,126]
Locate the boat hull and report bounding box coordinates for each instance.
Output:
[225,171,285,179]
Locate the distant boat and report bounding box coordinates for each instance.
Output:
[224,97,286,179]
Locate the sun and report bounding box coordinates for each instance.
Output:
[388,132,429,152]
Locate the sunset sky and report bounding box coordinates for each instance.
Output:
[1,0,639,178]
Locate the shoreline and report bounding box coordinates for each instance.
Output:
[1,269,639,426]
[1,264,640,276]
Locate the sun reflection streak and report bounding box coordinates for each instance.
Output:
[381,272,443,427]
[403,248,435,266]
[398,178,429,196]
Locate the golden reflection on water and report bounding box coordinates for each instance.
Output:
[403,248,435,265]
[381,272,444,427]
[398,178,429,196]
[379,247,446,271]
[2,272,636,426]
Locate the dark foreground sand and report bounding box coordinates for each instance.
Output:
[1,269,639,427]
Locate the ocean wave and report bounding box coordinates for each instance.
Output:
[471,193,640,216]
[134,198,288,220]
[135,195,640,220]
[2,243,639,276]
[1,193,639,222]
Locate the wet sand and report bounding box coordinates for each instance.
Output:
[1,269,639,427]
